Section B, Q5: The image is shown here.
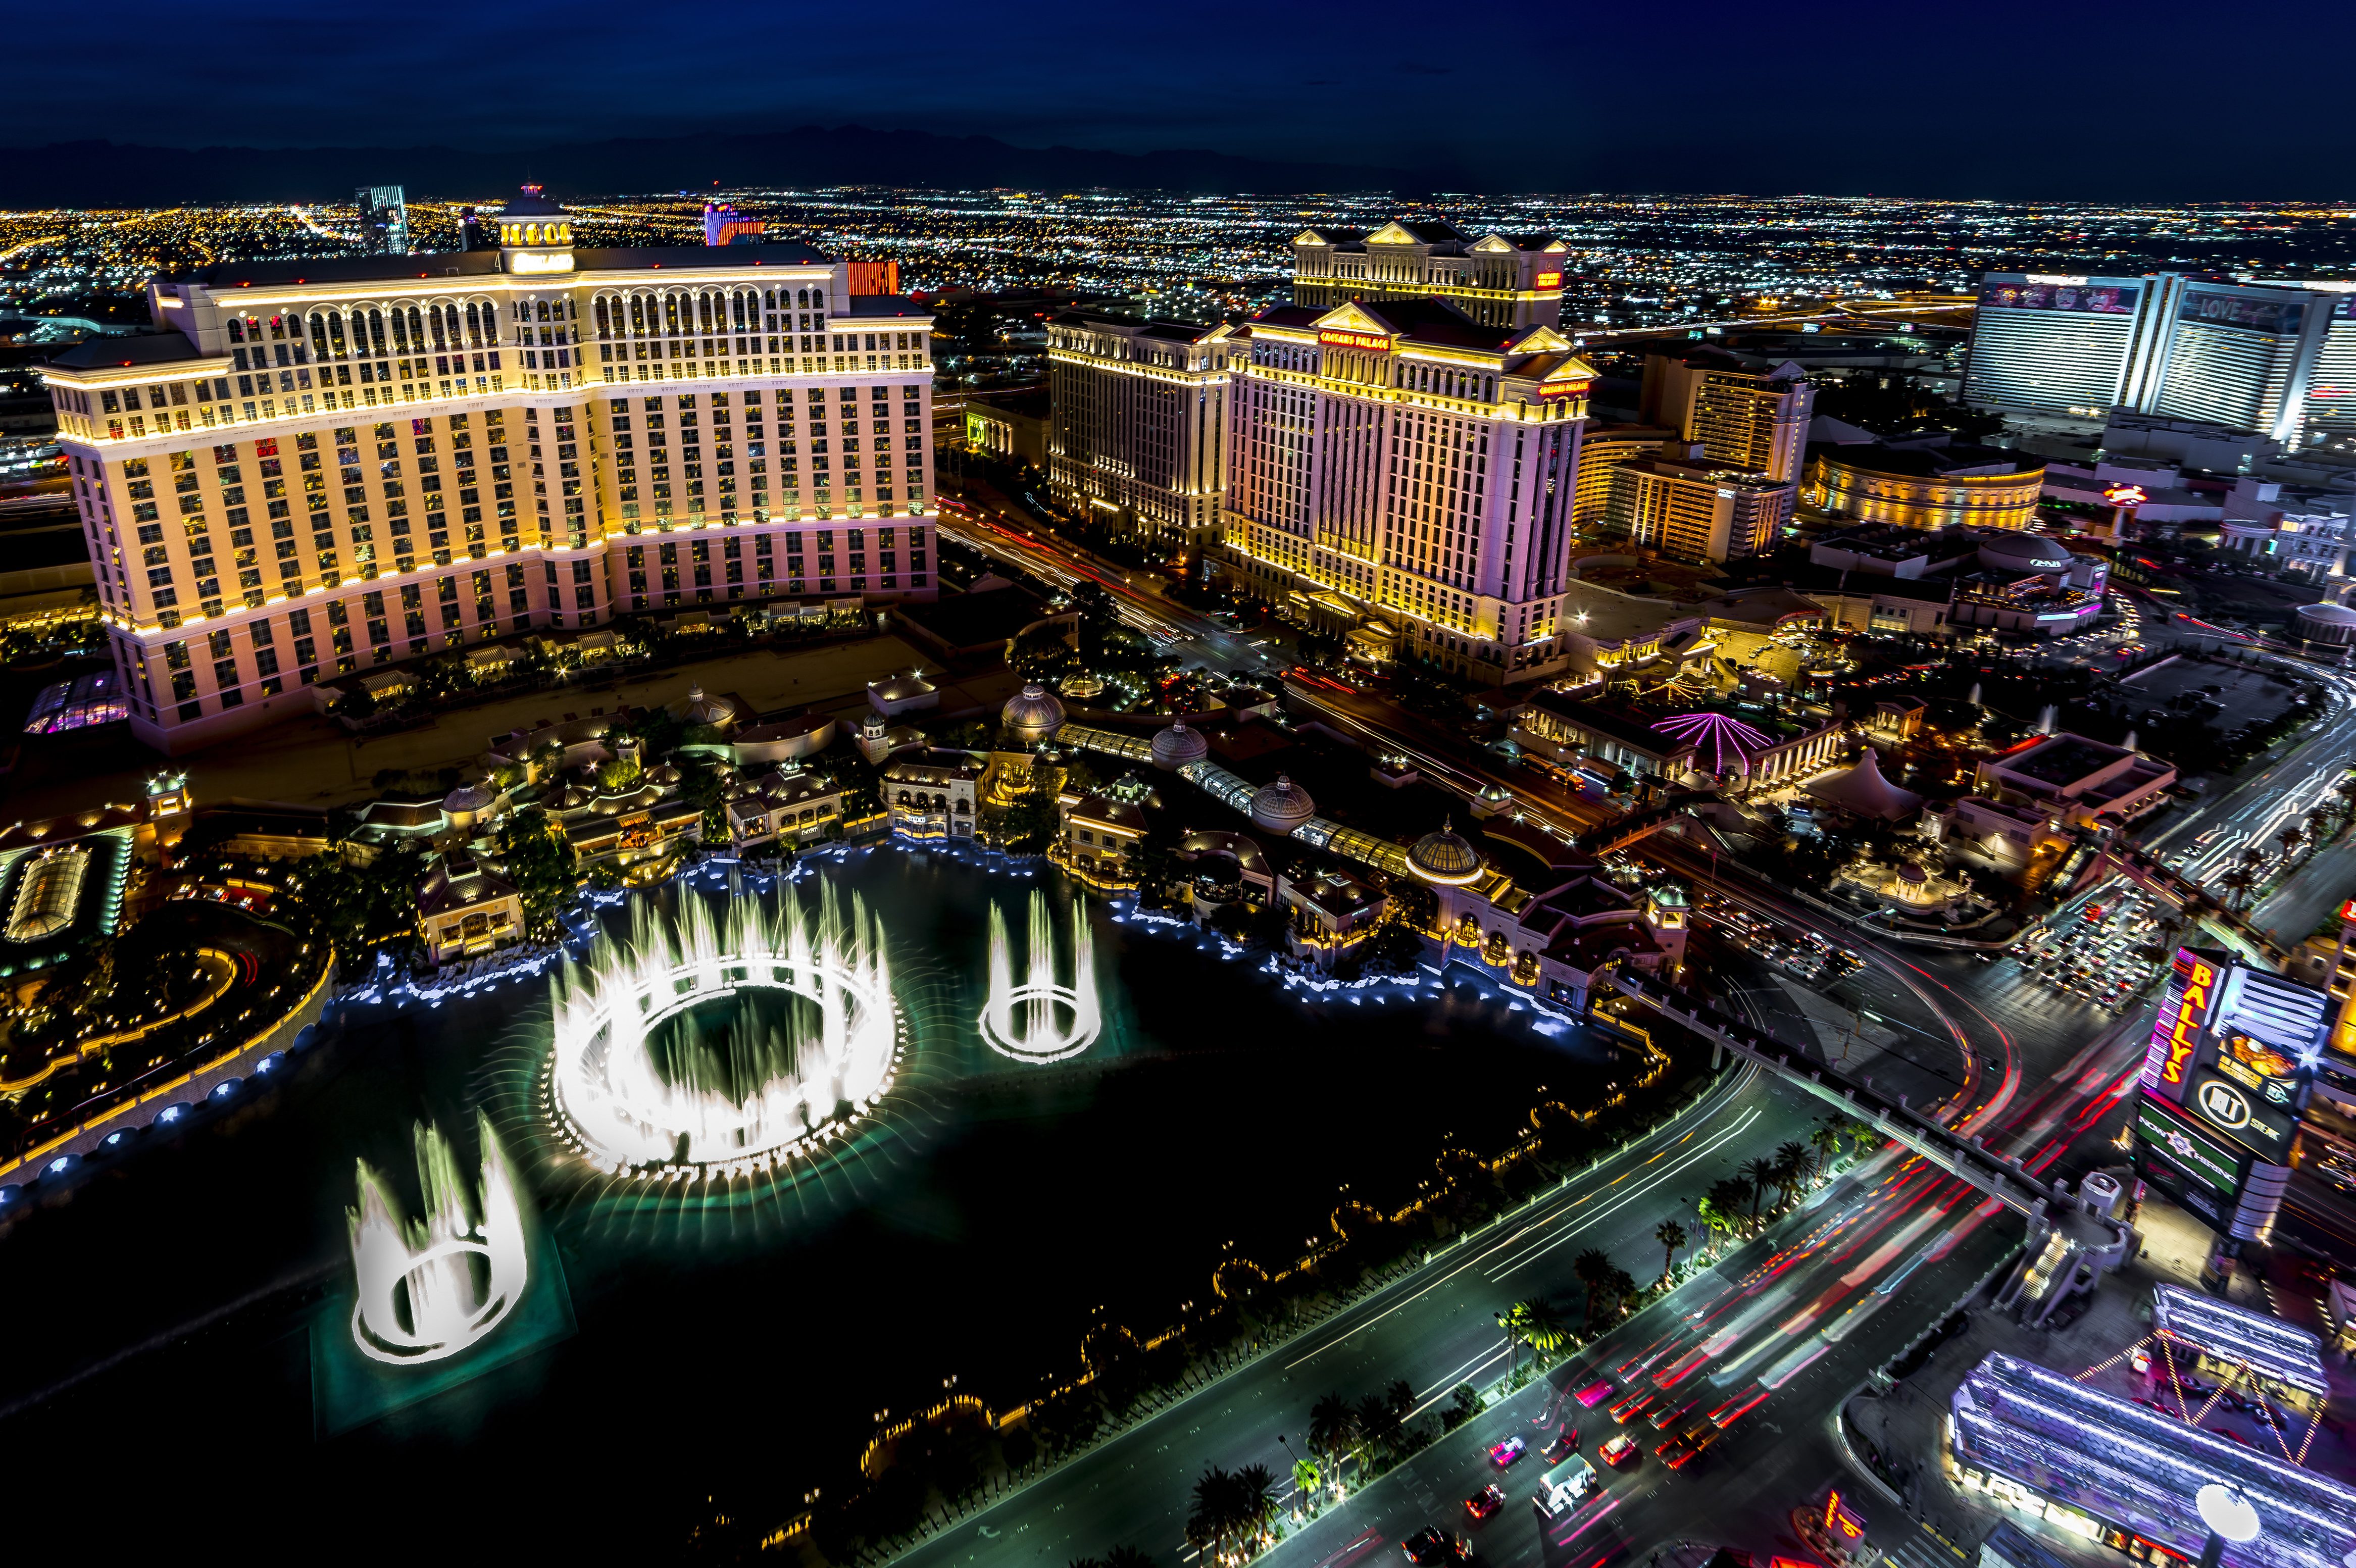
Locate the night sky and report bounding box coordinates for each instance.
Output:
[11,0,2356,197]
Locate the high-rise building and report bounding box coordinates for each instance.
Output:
[1602,453,1792,564]
[1965,271,2355,445]
[1291,221,1567,331]
[357,186,409,256]
[1044,314,1237,546]
[1962,272,2177,420]
[1637,350,1813,482]
[2143,280,2334,444]
[1571,424,1682,528]
[1215,295,1592,684]
[41,187,937,755]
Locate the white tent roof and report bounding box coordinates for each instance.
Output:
[1806,748,1923,821]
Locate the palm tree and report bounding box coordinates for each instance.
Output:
[1809,1123,1843,1180]
[1604,1266,1639,1323]
[1740,1157,1776,1222]
[1289,1456,1321,1502]
[1844,1118,1880,1158]
[2276,823,2305,861]
[1232,1465,1279,1550]
[1656,1219,1688,1284]
[1354,1392,1403,1463]
[1307,1393,1355,1472]
[1695,1197,1736,1255]
[1706,1177,1753,1233]
[2220,866,2257,912]
[1772,1141,1810,1207]
[1517,1298,1568,1367]
[1572,1249,1612,1330]
[1187,1469,1237,1565]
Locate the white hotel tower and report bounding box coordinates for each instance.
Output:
[41,187,937,754]
[1217,294,1594,684]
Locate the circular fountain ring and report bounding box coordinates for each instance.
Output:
[544,898,909,1181]
[976,978,1097,1064]
[350,1236,521,1364]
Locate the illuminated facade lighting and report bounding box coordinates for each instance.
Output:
[39,186,938,755]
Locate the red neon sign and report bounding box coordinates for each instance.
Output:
[2161,956,2219,1087]
[1318,329,1392,352]
[1537,380,1590,401]
[2105,483,2149,507]
[1824,1491,1866,1541]
[1535,271,1563,289]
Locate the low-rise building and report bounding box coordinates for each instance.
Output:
[1975,733,2175,829]
[1509,691,1698,783]
[1278,866,1387,973]
[1806,439,2045,532]
[964,387,1049,470]
[724,766,845,849]
[1059,793,1146,881]
[417,856,523,965]
[883,748,981,840]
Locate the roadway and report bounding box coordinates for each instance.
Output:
[889,512,2356,1566]
[884,987,2154,1568]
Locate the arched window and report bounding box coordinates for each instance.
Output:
[664,294,680,336]
[308,312,330,360]
[406,306,426,349]
[796,287,810,309]
[327,312,346,356]
[535,298,550,323]
[390,308,410,350]
[226,318,244,344]
[367,309,385,353]
[464,302,482,346]
[595,297,611,338]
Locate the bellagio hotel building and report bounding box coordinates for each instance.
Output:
[40,187,937,754]
[1220,221,1594,685]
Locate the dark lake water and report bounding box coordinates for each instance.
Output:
[0,844,1635,1549]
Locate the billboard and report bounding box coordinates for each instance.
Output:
[2184,1066,2297,1162]
[2179,288,2304,335]
[2134,1095,2252,1227]
[1980,277,2140,315]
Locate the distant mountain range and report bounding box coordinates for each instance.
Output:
[0,126,1461,209]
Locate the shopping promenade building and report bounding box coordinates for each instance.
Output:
[1215,295,1595,684]
[41,187,937,754]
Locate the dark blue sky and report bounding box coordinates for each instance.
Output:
[15,0,2356,197]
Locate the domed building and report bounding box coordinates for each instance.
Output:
[1150,721,1208,772]
[1001,683,1067,745]
[441,783,496,832]
[2295,601,2356,648]
[1407,821,1484,885]
[1248,775,1315,836]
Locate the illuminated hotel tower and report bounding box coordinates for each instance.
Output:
[1045,313,1238,547]
[41,186,937,754]
[1218,296,1593,684]
[1291,222,1568,331]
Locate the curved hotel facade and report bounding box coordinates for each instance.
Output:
[40,188,938,754]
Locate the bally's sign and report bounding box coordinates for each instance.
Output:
[2141,950,2218,1103]
[1318,329,1393,352]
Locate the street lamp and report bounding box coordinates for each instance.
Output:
[2195,1483,2261,1568]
